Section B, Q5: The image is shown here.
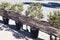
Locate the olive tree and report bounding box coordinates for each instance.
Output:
[0,2,11,10]
[26,3,43,19]
[48,11,60,29]
[48,11,60,40]
[10,3,23,14]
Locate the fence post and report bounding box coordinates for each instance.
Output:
[3,17,9,24]
[54,36,57,40]
[50,34,53,40]
[15,21,23,30]
[30,27,39,38]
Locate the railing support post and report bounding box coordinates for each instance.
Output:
[55,36,57,40]
[15,21,23,30]
[30,27,39,38]
[3,17,9,24]
[50,34,53,40]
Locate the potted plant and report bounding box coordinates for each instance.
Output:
[10,3,23,30]
[0,2,11,24]
[26,3,43,38]
[48,11,60,40]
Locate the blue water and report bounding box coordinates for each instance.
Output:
[23,2,60,8]
[41,2,60,8]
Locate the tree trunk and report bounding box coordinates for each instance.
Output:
[30,27,39,38]
[15,21,23,30]
[3,17,9,24]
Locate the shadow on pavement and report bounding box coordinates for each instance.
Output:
[0,20,44,40]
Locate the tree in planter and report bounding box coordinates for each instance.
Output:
[10,3,23,30]
[26,3,43,38]
[0,2,11,24]
[48,11,60,40]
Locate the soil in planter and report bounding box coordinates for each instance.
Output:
[3,17,9,25]
[30,28,39,38]
[15,21,23,30]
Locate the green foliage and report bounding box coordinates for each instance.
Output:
[10,3,23,13]
[26,3,43,19]
[48,11,60,29]
[0,2,23,14]
[0,2,11,10]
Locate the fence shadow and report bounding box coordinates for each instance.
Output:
[0,20,44,40]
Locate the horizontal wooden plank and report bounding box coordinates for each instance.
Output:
[0,10,59,37]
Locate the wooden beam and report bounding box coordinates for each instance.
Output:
[0,10,59,37]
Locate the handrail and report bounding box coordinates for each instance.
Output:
[0,10,59,37]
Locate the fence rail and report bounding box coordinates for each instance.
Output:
[0,10,60,39]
